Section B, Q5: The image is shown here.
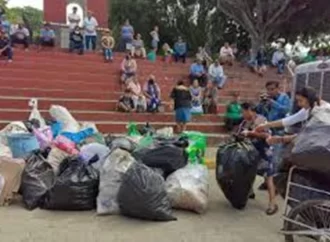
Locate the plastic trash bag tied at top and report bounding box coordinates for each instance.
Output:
[49,105,80,133]
[118,162,176,222]
[166,164,209,214]
[216,139,260,210]
[97,148,135,215]
[42,158,99,211]
[20,153,55,210]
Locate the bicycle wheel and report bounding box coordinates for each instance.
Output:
[283,200,330,242]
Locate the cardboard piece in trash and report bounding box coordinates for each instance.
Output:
[0,157,25,206]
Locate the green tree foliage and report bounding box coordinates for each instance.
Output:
[110,0,249,54]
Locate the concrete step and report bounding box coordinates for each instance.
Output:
[0,96,227,113]
[0,109,224,123]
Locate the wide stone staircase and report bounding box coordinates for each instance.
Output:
[0,50,288,146]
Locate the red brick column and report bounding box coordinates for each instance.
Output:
[87,0,109,27]
[44,0,109,27]
[44,0,67,23]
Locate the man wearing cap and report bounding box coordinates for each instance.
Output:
[68,6,81,31]
[83,11,98,51]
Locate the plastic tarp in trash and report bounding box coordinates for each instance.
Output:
[49,105,80,133]
[79,143,110,170]
[97,148,135,215]
[133,141,188,178]
[216,138,259,210]
[61,128,95,144]
[42,158,99,211]
[105,136,137,153]
[118,162,176,221]
[20,153,55,210]
[165,164,209,214]
[290,107,330,174]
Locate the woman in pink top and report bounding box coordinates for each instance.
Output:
[127,77,146,112]
[219,42,234,66]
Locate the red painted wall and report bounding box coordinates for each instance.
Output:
[44,0,109,27]
[87,0,109,27]
[44,0,66,23]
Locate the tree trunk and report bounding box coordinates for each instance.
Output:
[251,34,266,58]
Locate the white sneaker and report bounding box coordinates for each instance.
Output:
[8,60,12,63]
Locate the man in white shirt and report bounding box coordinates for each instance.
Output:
[219,42,234,66]
[11,23,30,50]
[68,7,81,31]
[208,59,226,89]
[83,11,98,51]
[271,47,286,74]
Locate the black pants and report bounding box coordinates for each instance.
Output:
[11,36,29,49]
[40,38,55,47]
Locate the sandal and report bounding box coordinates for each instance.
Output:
[265,204,279,216]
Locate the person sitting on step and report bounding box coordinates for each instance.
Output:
[69,26,84,55]
[117,89,136,113]
[219,42,235,66]
[143,75,161,112]
[131,33,146,59]
[0,29,13,63]
[127,77,147,113]
[189,58,207,87]
[11,23,29,51]
[101,29,115,62]
[38,23,55,51]
[120,53,137,85]
[174,36,187,63]
[203,80,218,114]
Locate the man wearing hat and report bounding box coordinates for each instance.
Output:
[83,10,98,51]
[101,28,115,61]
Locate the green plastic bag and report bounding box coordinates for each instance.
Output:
[181,131,207,165]
[127,122,140,137]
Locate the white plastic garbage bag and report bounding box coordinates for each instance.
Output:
[97,148,135,215]
[28,98,46,128]
[79,143,110,170]
[49,105,80,133]
[156,127,174,137]
[165,164,209,214]
[0,144,12,158]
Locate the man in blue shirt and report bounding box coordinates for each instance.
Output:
[258,80,290,190]
[39,23,55,50]
[0,29,13,62]
[0,15,10,35]
[189,58,207,87]
[174,37,187,63]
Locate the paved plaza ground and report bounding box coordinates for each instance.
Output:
[0,173,285,242]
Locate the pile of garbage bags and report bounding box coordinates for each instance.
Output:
[0,101,210,221]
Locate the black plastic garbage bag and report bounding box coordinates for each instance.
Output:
[290,125,330,174]
[21,153,55,210]
[42,158,99,211]
[133,144,187,178]
[118,162,176,221]
[216,139,260,210]
[105,136,137,152]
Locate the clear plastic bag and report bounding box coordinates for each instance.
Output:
[165,164,209,214]
[97,148,135,215]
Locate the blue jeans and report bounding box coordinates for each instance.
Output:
[2,46,13,60]
[103,48,113,60]
[69,41,84,54]
[276,59,285,74]
[211,76,226,88]
[85,35,96,50]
